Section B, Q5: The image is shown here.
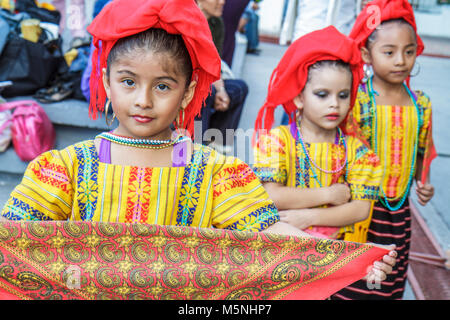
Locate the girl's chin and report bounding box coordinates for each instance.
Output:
[114,122,175,140]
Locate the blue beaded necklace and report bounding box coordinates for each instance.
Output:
[295,121,348,188]
[367,76,422,211]
[96,132,189,149]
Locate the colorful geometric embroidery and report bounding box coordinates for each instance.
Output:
[125,167,153,223]
[252,167,287,184]
[2,198,53,221]
[357,85,427,151]
[257,131,286,155]
[176,145,210,226]
[74,142,99,221]
[225,202,279,231]
[213,163,257,198]
[354,144,368,162]
[349,185,379,201]
[385,106,404,198]
[295,140,312,188]
[358,85,374,143]
[29,156,71,195]
[354,85,431,200]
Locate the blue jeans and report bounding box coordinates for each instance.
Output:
[242,8,259,50]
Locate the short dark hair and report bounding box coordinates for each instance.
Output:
[366,18,416,50]
[106,28,193,87]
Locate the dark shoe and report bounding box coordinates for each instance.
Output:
[246,48,261,55]
[34,82,73,103]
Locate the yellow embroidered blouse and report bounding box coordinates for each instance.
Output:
[347,86,433,200]
[252,125,382,242]
[1,140,279,232]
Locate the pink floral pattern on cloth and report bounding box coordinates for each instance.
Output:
[0,221,387,300]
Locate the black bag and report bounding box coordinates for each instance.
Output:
[15,0,61,25]
[0,34,67,97]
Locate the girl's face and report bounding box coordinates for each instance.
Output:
[362,22,417,85]
[197,0,225,18]
[103,50,196,140]
[294,66,352,136]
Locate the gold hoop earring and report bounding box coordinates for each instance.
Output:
[105,99,116,127]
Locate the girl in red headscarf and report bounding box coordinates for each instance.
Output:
[334,0,436,300]
[1,0,292,234]
[253,26,383,243]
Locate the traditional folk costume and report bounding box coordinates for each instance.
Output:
[333,0,437,300]
[1,0,278,231]
[253,124,381,241]
[0,1,390,300]
[253,26,381,242]
[1,140,279,231]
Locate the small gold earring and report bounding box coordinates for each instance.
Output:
[105,99,116,127]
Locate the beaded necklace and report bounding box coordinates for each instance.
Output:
[367,76,421,210]
[295,121,348,188]
[96,132,189,149]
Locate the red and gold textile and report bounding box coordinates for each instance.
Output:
[0,221,388,300]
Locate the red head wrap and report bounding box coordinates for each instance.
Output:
[86,0,221,136]
[349,0,424,55]
[254,26,362,138]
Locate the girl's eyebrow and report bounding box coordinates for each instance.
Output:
[155,76,179,84]
[380,43,417,48]
[115,70,178,83]
[116,69,137,76]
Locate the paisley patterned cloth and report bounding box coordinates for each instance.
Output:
[0,221,388,300]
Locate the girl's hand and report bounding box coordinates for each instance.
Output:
[279,209,316,230]
[416,181,434,206]
[328,183,351,206]
[214,87,230,112]
[364,244,397,283]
